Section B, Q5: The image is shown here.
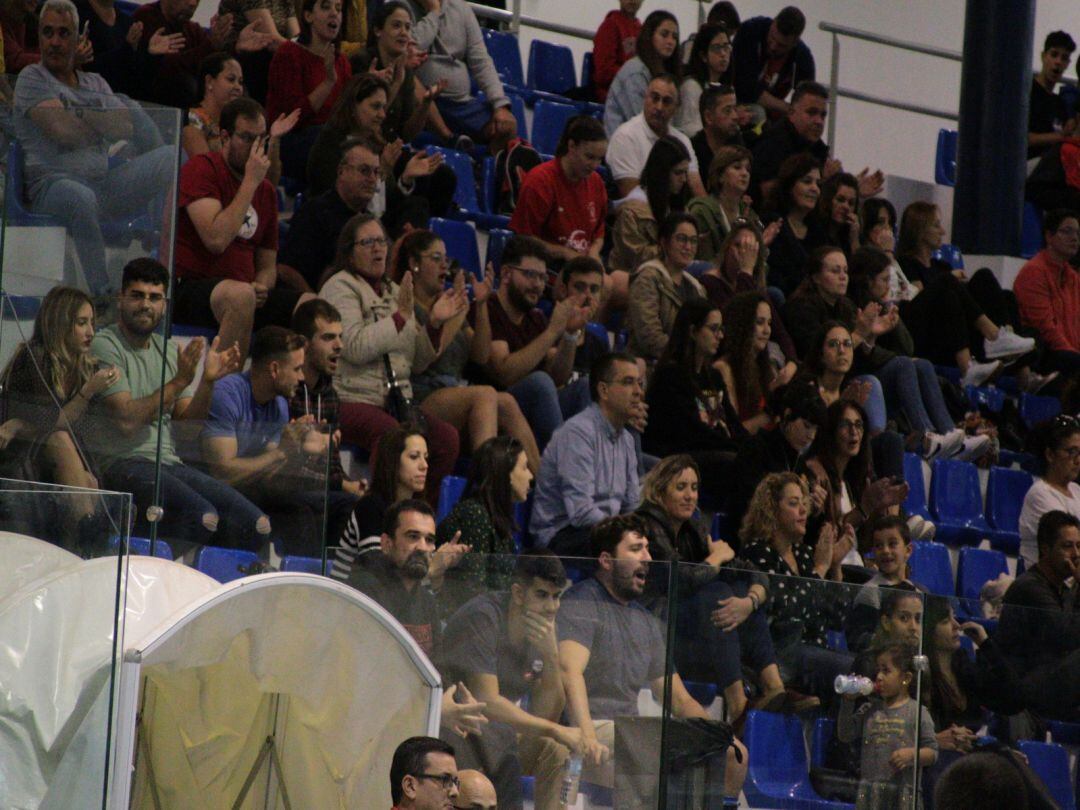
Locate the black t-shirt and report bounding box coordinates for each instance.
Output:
[690,128,746,182]
[440,591,541,703]
[347,553,440,657]
[751,119,830,204]
[1029,77,1068,160]
[279,189,358,290]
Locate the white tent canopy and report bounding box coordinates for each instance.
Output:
[0,531,82,600]
[110,573,442,810]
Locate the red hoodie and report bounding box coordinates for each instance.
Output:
[1014,249,1080,353]
[592,10,641,102]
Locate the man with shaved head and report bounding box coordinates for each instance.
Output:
[452,770,496,810]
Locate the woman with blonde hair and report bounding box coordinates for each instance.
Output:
[740,471,855,701]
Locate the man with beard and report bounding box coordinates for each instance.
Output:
[690,84,744,181]
[556,514,748,798]
[483,235,593,450]
[174,96,316,359]
[91,258,282,551]
[1028,31,1077,162]
[201,325,333,554]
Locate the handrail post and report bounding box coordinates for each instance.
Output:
[827,31,839,156]
[510,0,521,33]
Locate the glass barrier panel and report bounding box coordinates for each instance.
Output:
[0,478,131,810]
[0,75,181,303]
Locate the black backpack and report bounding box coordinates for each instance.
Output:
[493,137,542,214]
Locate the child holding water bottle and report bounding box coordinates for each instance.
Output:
[838,643,938,809]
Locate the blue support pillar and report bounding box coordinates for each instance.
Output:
[952,1,1035,256]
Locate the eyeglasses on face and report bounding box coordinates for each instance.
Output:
[413,773,460,791]
[343,162,380,177]
[354,236,388,249]
[505,264,546,285]
[671,233,699,246]
[839,419,865,434]
[825,338,853,350]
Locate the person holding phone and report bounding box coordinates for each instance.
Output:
[173,96,317,360]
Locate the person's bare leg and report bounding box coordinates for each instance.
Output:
[43,430,97,521]
[210,280,256,360]
[955,347,973,373]
[420,386,497,450]
[974,314,1000,341]
[725,738,748,797]
[759,663,786,697]
[596,270,629,324]
[497,392,541,473]
[723,681,747,723]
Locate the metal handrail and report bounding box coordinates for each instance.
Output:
[820,21,963,150]
[469,0,708,40]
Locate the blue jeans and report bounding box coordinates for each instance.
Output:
[874,355,954,434]
[435,95,493,141]
[507,372,591,450]
[776,641,854,704]
[30,145,175,296]
[855,374,887,434]
[103,459,268,550]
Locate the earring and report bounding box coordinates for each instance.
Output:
[412,266,419,273]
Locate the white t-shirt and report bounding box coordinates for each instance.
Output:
[605,113,701,182]
[1018,478,1080,566]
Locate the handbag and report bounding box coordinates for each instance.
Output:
[382,352,426,428]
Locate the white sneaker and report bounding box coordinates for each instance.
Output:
[907,514,937,540]
[961,359,1003,387]
[1025,370,1060,394]
[984,328,1035,359]
[924,429,965,460]
[954,434,993,462]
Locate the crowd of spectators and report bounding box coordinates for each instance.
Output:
[1,0,1080,806]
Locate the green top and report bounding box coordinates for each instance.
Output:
[437,497,516,610]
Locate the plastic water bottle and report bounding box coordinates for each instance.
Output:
[834,674,875,696]
[560,753,582,807]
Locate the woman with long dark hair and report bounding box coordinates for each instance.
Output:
[626,211,706,363]
[716,289,775,433]
[763,152,825,296]
[809,172,861,259]
[610,135,692,274]
[604,9,681,136]
[675,21,732,137]
[644,298,745,500]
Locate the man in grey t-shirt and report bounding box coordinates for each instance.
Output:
[13,0,175,296]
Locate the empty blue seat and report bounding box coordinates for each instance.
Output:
[985,466,1032,555]
[902,452,931,520]
[1016,741,1076,810]
[1019,393,1062,429]
[437,475,468,523]
[196,546,261,583]
[935,128,958,186]
[124,536,174,559]
[281,555,324,574]
[482,28,525,90]
[431,147,480,216]
[743,710,853,809]
[965,385,1005,413]
[531,99,580,157]
[810,717,836,769]
[929,459,990,546]
[1021,201,1044,259]
[485,227,514,279]
[581,51,595,94]
[956,547,1008,616]
[527,40,578,101]
[429,217,481,277]
[908,541,954,596]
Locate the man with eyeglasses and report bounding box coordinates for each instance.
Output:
[90,258,283,552]
[277,137,380,292]
[174,96,316,359]
[730,6,815,119]
[607,74,706,199]
[389,736,461,810]
[1015,208,1080,377]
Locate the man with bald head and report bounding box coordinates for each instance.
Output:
[453,770,496,810]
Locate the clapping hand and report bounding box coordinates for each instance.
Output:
[429,283,469,328]
[401,148,444,182]
[470,265,495,303]
[856,167,885,199]
[75,21,94,66]
[396,271,415,318]
[139,25,186,55]
[202,336,242,383]
[270,109,301,140]
[406,39,429,70]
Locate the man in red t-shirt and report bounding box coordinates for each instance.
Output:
[175,97,314,358]
[509,115,608,265]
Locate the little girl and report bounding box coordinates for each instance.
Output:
[838,643,939,809]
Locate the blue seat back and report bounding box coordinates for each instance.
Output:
[986,466,1033,532]
[482,28,524,88]
[485,227,513,278]
[956,547,1008,602]
[935,128,958,186]
[127,536,174,559]
[281,555,324,574]
[930,459,984,525]
[584,321,609,349]
[909,541,954,596]
[1019,393,1062,429]
[743,710,812,798]
[1021,201,1044,259]
[527,40,576,96]
[429,217,481,277]
[430,147,479,214]
[902,452,930,520]
[196,546,260,583]
[581,51,595,93]
[965,385,1005,413]
[682,680,717,707]
[1016,741,1077,810]
[531,100,579,157]
[507,92,528,140]
[811,717,836,769]
[932,243,964,269]
[437,475,468,523]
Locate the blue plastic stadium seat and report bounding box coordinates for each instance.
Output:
[1019,393,1062,429]
[527,40,577,99]
[965,385,1005,413]
[711,511,733,541]
[929,459,991,546]
[810,717,836,769]
[683,680,717,707]
[477,156,513,229]
[432,147,509,231]
[531,99,580,157]
[826,630,848,652]
[902,452,931,521]
[1016,741,1076,810]
[429,217,481,277]
[1047,718,1080,745]
[956,547,1008,616]
[196,546,261,583]
[123,536,174,559]
[581,51,595,95]
[485,227,514,279]
[482,28,525,90]
[743,710,853,809]
[908,541,954,596]
[281,555,324,574]
[437,475,468,523]
[932,243,964,269]
[5,141,62,227]
[1021,201,1044,259]
[935,129,958,186]
[585,321,610,349]
[985,466,1032,555]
